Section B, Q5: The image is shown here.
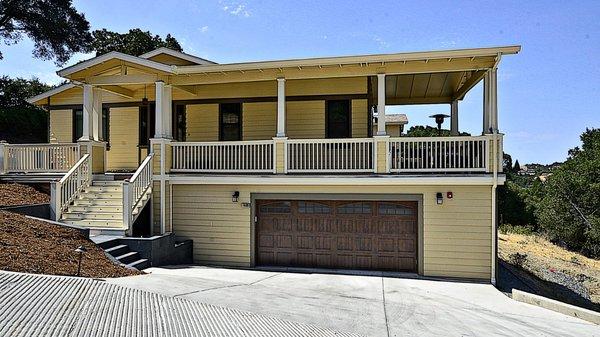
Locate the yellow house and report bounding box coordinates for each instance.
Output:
[2,45,520,282]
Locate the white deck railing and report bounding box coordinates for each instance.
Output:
[50,154,91,220]
[171,140,274,173]
[389,136,489,172]
[3,143,79,173]
[168,136,498,175]
[123,153,154,227]
[286,138,374,173]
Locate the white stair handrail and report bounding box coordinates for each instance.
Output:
[50,154,91,221]
[123,153,154,228]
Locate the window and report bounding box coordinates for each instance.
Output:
[337,202,372,214]
[260,201,291,214]
[378,202,414,215]
[173,104,186,141]
[139,104,156,147]
[72,109,83,142]
[326,100,351,138]
[298,201,331,214]
[73,108,110,144]
[219,103,242,141]
[102,108,110,147]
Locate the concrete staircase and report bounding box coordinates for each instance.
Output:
[99,238,150,270]
[61,180,150,233]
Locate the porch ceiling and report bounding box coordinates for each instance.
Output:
[373,70,486,105]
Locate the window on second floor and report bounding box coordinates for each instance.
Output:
[219,103,242,141]
[73,108,109,145]
[173,104,186,142]
[139,104,155,147]
[326,100,351,138]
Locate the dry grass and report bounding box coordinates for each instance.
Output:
[499,233,600,304]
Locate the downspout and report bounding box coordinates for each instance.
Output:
[491,131,498,285]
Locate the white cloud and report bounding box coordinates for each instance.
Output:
[372,36,389,49]
[221,2,251,17]
[199,26,209,33]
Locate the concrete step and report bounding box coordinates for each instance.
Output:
[68,205,122,213]
[89,228,127,237]
[115,251,140,265]
[77,192,122,200]
[104,244,129,257]
[73,198,121,206]
[62,219,125,229]
[127,258,150,270]
[84,185,122,193]
[62,211,122,220]
[92,181,124,186]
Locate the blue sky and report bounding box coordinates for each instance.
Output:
[0,0,598,164]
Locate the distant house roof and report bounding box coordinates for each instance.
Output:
[385,114,408,125]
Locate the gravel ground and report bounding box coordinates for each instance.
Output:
[0,211,141,278]
[0,183,49,206]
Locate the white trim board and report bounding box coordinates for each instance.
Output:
[139,47,216,65]
[165,174,506,186]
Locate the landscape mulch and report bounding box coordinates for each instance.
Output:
[0,183,50,207]
[0,211,142,278]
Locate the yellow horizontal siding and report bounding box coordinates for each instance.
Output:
[171,184,492,279]
[49,109,72,143]
[286,77,367,96]
[286,101,324,139]
[186,104,219,141]
[106,107,139,171]
[242,102,276,140]
[352,99,368,138]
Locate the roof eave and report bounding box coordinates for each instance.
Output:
[174,45,521,75]
[26,83,77,105]
[56,51,175,78]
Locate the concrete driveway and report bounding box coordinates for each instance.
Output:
[108,266,599,337]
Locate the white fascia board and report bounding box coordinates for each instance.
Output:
[175,45,521,75]
[26,83,76,104]
[165,174,506,186]
[57,51,175,77]
[139,47,217,65]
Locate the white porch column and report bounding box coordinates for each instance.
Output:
[154,81,173,139]
[450,100,459,136]
[482,71,491,134]
[92,87,102,141]
[490,68,499,133]
[276,78,286,137]
[81,84,94,141]
[377,73,386,135]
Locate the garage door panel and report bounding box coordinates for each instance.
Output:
[256,199,418,272]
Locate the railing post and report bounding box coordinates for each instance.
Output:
[0,142,6,174]
[272,137,288,174]
[50,181,61,221]
[373,135,390,174]
[122,180,131,229]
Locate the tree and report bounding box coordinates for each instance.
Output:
[405,125,470,137]
[0,0,92,65]
[535,128,600,257]
[513,160,521,172]
[91,29,182,56]
[0,76,52,143]
[503,153,513,172]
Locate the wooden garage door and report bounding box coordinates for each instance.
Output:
[256,200,418,272]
